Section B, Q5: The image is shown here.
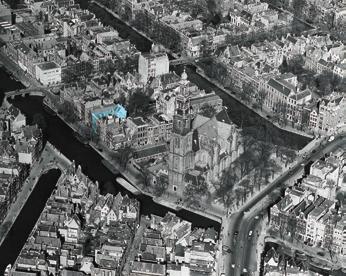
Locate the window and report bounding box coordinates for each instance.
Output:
[175,137,180,149]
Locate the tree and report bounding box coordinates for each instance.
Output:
[256,89,267,110]
[279,147,297,167]
[63,69,79,84]
[200,58,229,86]
[240,82,255,103]
[217,167,238,206]
[199,103,217,117]
[307,5,318,24]
[233,150,256,178]
[200,39,212,57]
[113,145,133,169]
[58,101,78,123]
[316,71,342,96]
[291,0,306,17]
[291,17,305,34]
[78,124,92,140]
[116,91,127,106]
[279,56,306,75]
[100,59,118,75]
[127,89,153,116]
[153,175,168,197]
[32,113,47,131]
[183,176,208,208]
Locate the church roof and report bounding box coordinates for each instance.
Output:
[215,108,232,124]
[192,115,234,141]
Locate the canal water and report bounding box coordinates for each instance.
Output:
[0,169,62,275]
[0,2,312,271]
[87,2,311,150]
[0,67,221,273]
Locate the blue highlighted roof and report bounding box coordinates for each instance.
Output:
[91,104,127,132]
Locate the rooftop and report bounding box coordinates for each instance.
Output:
[37,62,60,71]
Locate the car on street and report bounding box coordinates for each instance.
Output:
[234,231,239,236]
[328,135,335,142]
[248,230,253,237]
[222,245,232,253]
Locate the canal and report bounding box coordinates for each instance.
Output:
[8,94,220,227]
[86,1,311,150]
[0,1,312,271]
[0,67,221,272]
[0,169,62,275]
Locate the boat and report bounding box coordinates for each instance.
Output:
[4,264,11,275]
[116,177,140,195]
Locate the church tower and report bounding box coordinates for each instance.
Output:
[168,70,194,195]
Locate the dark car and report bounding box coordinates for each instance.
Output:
[222,245,232,254]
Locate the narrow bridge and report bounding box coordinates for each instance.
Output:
[170,57,201,66]
[4,87,47,100]
[40,142,73,175]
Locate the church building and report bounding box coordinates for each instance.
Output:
[168,70,242,195]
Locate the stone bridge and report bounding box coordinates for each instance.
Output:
[39,142,73,176]
[4,87,47,100]
[170,57,202,66]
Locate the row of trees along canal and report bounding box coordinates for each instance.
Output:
[79,0,311,150]
[67,0,311,208]
[34,0,310,210]
[0,68,221,273]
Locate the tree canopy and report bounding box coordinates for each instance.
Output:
[199,103,217,117]
[127,89,153,117]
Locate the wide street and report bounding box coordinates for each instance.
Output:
[222,132,346,276]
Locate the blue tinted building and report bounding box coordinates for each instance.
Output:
[91,104,127,132]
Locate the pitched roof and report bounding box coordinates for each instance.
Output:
[215,108,232,124]
[193,115,234,141]
[267,78,293,96]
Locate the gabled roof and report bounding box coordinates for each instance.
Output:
[267,78,293,96]
[215,108,232,125]
[193,115,234,141]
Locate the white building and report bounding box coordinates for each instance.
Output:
[311,95,346,133]
[138,45,169,84]
[96,30,119,44]
[35,61,61,86]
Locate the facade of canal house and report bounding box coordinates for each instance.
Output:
[168,70,242,195]
[91,104,127,133]
[12,163,140,275]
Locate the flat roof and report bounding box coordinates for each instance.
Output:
[37,62,60,70]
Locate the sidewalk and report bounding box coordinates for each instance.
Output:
[228,160,292,214]
[92,141,223,223]
[256,217,269,275]
[264,235,344,271]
